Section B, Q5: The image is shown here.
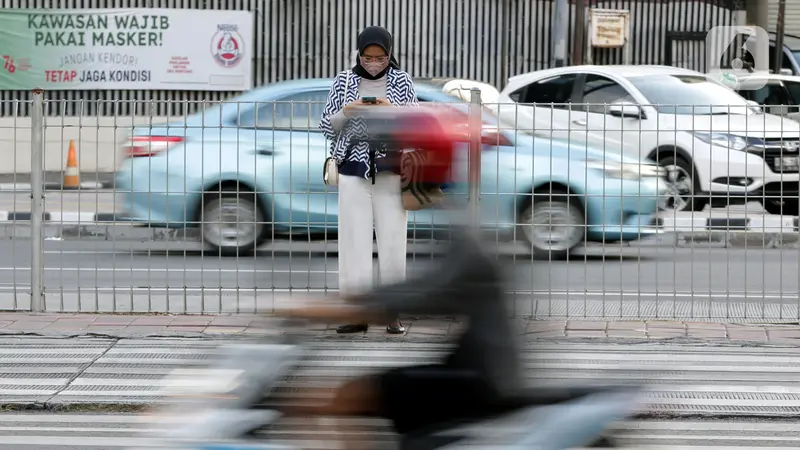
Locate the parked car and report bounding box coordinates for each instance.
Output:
[768,32,800,76]
[495,65,800,216]
[727,73,800,122]
[414,77,501,104]
[115,78,666,259]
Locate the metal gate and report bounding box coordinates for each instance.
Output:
[664,31,709,71]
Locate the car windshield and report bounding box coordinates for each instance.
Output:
[793,51,800,66]
[627,74,756,115]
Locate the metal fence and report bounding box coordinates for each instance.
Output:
[3,92,800,322]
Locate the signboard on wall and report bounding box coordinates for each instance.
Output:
[0,8,253,91]
[589,9,630,48]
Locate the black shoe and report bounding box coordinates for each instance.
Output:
[337,323,369,334]
[386,322,406,334]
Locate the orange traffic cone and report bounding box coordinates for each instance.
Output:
[63,140,80,189]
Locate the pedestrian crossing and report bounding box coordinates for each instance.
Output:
[0,413,793,449]
[17,339,800,417]
[0,338,798,448]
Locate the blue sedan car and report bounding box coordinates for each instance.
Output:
[115,78,666,259]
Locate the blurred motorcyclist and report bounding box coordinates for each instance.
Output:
[280,228,525,436]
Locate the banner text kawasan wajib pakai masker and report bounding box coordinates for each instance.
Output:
[0,8,253,90]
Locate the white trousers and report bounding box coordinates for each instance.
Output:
[338,173,408,297]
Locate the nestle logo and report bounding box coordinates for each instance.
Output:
[706,26,770,90]
[217,24,239,32]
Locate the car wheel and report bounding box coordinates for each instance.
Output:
[763,197,800,216]
[657,154,708,212]
[200,186,267,256]
[519,190,585,260]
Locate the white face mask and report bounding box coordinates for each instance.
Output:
[360,57,389,77]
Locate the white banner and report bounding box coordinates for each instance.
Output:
[0,8,253,91]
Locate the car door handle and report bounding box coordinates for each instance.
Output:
[572,119,587,126]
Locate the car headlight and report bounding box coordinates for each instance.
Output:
[690,132,748,151]
[584,159,665,180]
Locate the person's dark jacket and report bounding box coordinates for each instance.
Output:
[354,229,523,398]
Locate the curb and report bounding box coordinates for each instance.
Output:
[0,181,111,191]
[658,216,800,233]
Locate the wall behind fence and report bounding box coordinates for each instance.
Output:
[0,0,735,118]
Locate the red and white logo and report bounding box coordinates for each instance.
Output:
[211,25,245,68]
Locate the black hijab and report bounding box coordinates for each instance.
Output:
[352,26,400,80]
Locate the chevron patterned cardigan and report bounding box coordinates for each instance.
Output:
[319,67,419,181]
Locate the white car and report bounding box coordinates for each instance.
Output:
[417,78,501,104]
[728,73,800,122]
[495,65,800,216]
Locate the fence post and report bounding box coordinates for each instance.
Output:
[468,88,482,227]
[30,89,44,313]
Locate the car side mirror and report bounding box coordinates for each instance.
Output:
[745,99,764,113]
[608,102,645,120]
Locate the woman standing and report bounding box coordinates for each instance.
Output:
[319,26,418,334]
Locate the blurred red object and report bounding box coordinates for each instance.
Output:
[393,106,464,184]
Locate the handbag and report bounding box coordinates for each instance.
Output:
[400,150,445,211]
[323,72,352,187]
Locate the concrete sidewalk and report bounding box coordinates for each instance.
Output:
[0,312,795,342]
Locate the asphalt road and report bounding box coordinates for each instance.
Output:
[0,190,782,219]
[0,413,792,449]
[0,239,794,293]
[0,239,797,318]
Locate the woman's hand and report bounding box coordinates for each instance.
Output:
[375,98,393,106]
[343,99,366,117]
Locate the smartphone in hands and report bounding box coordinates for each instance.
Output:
[361,96,378,104]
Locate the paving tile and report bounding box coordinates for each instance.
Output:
[646,329,687,338]
[131,317,174,326]
[767,329,800,340]
[210,316,254,327]
[165,326,208,333]
[606,321,647,330]
[123,325,171,334]
[91,317,136,325]
[42,323,92,331]
[523,329,565,339]
[204,326,246,334]
[5,321,51,330]
[685,328,727,339]
[646,321,687,329]
[726,328,768,340]
[605,330,649,338]
[566,320,607,331]
[81,326,128,333]
[527,320,567,330]
[565,330,607,338]
[168,317,212,326]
